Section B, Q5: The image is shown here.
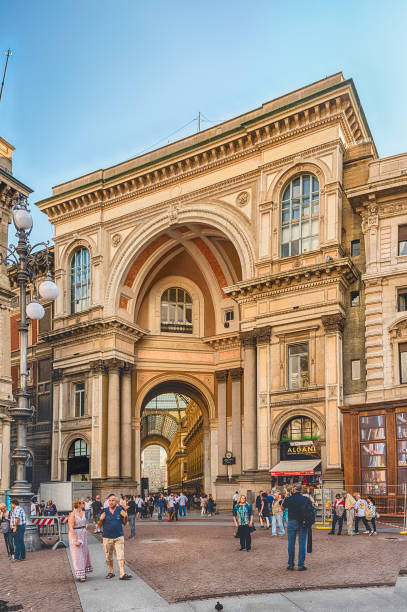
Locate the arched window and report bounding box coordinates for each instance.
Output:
[68,439,89,458]
[70,247,90,313]
[281,416,320,442]
[281,174,319,257]
[160,287,192,333]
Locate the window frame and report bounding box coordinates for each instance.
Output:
[351,239,361,257]
[359,413,387,494]
[398,225,407,256]
[68,438,89,458]
[73,382,85,418]
[160,287,193,334]
[287,342,309,390]
[70,247,91,314]
[280,174,319,258]
[400,343,407,384]
[397,288,407,312]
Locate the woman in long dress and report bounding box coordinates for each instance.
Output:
[68,498,93,582]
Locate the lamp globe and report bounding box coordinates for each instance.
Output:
[26,301,45,320]
[13,208,33,231]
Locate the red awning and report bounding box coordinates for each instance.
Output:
[270,459,321,476]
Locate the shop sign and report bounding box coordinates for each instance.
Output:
[280,439,321,461]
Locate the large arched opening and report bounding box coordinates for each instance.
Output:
[139,380,212,494]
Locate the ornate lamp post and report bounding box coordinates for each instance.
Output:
[0,195,58,550]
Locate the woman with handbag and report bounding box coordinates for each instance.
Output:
[0,504,14,558]
[366,496,378,535]
[329,493,345,535]
[233,494,254,551]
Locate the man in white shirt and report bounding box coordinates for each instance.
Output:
[30,499,37,518]
[84,497,93,523]
[354,493,372,534]
[178,493,187,517]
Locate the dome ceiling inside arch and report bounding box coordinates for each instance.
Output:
[141,392,190,442]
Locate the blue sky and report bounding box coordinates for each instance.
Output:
[2,0,407,244]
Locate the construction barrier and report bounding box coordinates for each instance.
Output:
[31,515,69,550]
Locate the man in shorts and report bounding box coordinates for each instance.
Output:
[98,494,132,580]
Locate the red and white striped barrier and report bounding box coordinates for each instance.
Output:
[31,517,55,526]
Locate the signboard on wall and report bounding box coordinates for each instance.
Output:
[280,439,321,461]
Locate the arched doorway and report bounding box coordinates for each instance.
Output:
[139,381,210,494]
[67,439,90,481]
[141,444,168,492]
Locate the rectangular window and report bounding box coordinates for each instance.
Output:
[288,343,309,389]
[73,382,85,417]
[397,440,407,466]
[398,289,407,312]
[399,225,407,256]
[225,310,234,322]
[400,343,407,384]
[351,359,361,380]
[37,394,51,422]
[39,304,52,334]
[351,239,360,256]
[360,442,387,468]
[38,359,51,382]
[360,414,386,441]
[351,291,360,307]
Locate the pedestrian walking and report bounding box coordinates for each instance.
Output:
[0,504,14,559]
[10,499,26,562]
[259,492,270,529]
[207,494,216,516]
[354,493,372,534]
[255,490,263,521]
[344,491,356,536]
[126,495,136,539]
[84,497,92,524]
[282,483,313,571]
[156,493,166,520]
[271,492,285,536]
[233,494,254,551]
[92,495,103,533]
[168,495,176,521]
[68,499,93,582]
[329,493,345,535]
[366,496,378,535]
[98,494,132,580]
[147,496,155,518]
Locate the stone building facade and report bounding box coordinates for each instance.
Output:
[24,72,405,506]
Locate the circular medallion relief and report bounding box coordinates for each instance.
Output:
[112,233,122,247]
[236,191,249,207]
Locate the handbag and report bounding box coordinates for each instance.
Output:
[365,507,372,521]
[336,505,345,518]
[249,525,256,533]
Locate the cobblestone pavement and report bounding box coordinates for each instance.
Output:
[121,523,407,603]
[0,537,82,611]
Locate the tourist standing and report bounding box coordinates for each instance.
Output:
[167,495,175,521]
[366,496,378,535]
[10,499,26,562]
[84,497,92,523]
[329,493,345,535]
[344,491,356,536]
[255,491,263,520]
[92,495,103,533]
[126,495,136,539]
[178,492,187,517]
[271,492,285,536]
[354,493,372,535]
[200,494,207,516]
[259,492,270,529]
[282,483,311,571]
[98,494,132,580]
[0,504,14,558]
[207,494,216,516]
[156,493,166,520]
[68,499,93,582]
[233,494,254,551]
[147,496,155,518]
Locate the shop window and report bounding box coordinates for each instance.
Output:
[351,359,361,380]
[360,414,386,441]
[161,287,193,334]
[399,225,407,256]
[280,174,319,257]
[398,289,407,312]
[288,343,309,389]
[361,469,387,494]
[70,247,91,313]
[396,413,407,485]
[396,412,407,439]
[351,239,360,256]
[360,442,387,468]
[280,416,321,461]
[73,382,85,417]
[351,291,360,307]
[400,343,407,384]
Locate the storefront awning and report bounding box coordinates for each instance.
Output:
[270,459,321,476]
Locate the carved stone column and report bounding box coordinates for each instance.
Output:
[215,370,228,478]
[134,418,141,489]
[322,314,345,484]
[0,416,11,492]
[256,326,272,470]
[230,367,243,476]
[90,360,106,480]
[120,364,132,479]
[107,360,121,479]
[241,331,257,471]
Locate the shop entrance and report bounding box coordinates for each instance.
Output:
[67,439,90,481]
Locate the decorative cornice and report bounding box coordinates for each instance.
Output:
[229,367,243,381]
[40,316,148,344]
[240,330,256,348]
[215,369,228,383]
[255,325,272,344]
[37,86,368,223]
[225,258,359,301]
[202,332,241,351]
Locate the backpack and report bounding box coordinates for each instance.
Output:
[299,497,315,529]
[365,506,372,521]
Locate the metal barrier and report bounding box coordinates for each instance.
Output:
[31,515,69,550]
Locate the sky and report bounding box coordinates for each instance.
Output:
[1,0,407,245]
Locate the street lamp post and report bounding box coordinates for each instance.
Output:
[0,195,58,551]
